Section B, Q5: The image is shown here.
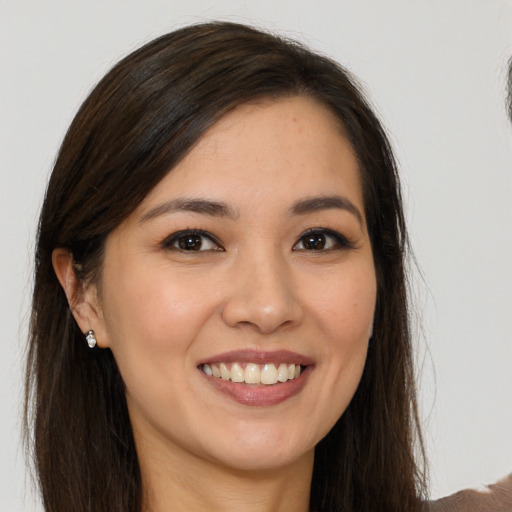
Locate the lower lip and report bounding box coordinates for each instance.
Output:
[201,367,311,406]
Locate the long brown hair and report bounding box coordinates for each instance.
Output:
[26,21,427,511]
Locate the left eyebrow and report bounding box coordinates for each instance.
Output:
[289,195,364,227]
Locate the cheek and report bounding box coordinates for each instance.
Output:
[100,261,218,365]
[310,263,376,392]
[98,263,219,429]
[295,265,376,443]
[313,266,377,349]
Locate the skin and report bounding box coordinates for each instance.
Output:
[54,96,377,512]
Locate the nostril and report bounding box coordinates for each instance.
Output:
[222,298,303,334]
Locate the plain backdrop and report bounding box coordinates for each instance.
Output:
[1,1,511,510]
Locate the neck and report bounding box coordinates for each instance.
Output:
[136,432,313,512]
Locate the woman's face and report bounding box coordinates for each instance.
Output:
[92,96,377,473]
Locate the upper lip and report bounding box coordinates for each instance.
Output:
[198,349,315,366]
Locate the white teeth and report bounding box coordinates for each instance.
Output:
[277,363,289,382]
[220,362,230,380]
[244,363,260,384]
[202,362,304,385]
[231,362,244,383]
[261,363,278,385]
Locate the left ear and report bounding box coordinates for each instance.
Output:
[52,248,110,348]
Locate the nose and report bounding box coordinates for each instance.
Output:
[221,249,304,334]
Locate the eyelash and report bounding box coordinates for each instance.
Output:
[161,228,353,253]
[162,229,224,252]
[293,228,353,252]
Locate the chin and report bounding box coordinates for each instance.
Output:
[212,446,314,474]
[200,423,316,473]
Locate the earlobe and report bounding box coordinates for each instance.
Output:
[52,248,107,347]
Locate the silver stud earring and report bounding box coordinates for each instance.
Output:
[85,330,97,349]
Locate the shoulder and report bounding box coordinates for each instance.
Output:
[427,474,512,512]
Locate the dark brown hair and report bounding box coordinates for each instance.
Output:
[26,21,426,512]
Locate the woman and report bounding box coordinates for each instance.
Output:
[26,21,427,511]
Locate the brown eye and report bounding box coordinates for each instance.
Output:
[294,229,351,251]
[163,230,223,252]
[178,234,203,251]
[302,233,327,250]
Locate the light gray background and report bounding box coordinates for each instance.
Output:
[1,1,511,510]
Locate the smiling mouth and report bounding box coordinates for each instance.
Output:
[200,362,306,385]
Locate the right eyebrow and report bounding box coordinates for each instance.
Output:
[138,198,239,224]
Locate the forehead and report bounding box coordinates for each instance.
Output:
[136,96,363,217]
